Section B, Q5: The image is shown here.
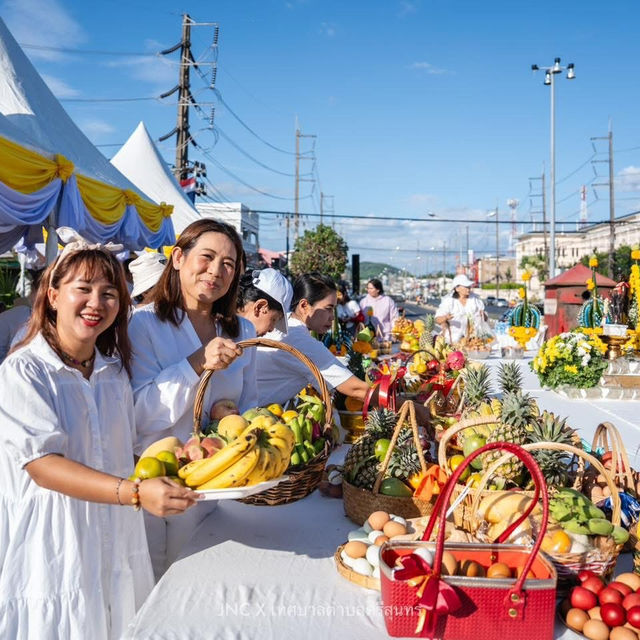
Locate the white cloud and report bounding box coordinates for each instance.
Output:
[79,119,115,141]
[409,61,451,75]
[105,55,176,87]
[398,1,418,17]
[319,22,337,38]
[41,74,80,98]
[618,166,640,192]
[2,0,86,60]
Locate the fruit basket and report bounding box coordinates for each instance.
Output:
[475,442,624,591]
[192,338,333,506]
[343,401,436,525]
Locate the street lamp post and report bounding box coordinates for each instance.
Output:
[488,207,500,299]
[531,57,576,278]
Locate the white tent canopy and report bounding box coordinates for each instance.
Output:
[111,122,201,234]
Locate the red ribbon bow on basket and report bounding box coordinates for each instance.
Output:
[394,553,462,634]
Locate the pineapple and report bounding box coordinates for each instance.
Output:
[419,314,435,349]
[461,365,493,411]
[351,457,380,490]
[482,390,540,484]
[388,441,422,480]
[343,409,397,484]
[527,411,576,489]
[497,361,524,395]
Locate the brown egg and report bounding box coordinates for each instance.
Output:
[611,627,638,640]
[615,573,640,592]
[460,560,485,578]
[374,535,390,547]
[565,608,590,633]
[582,619,610,640]
[383,520,407,538]
[441,551,458,576]
[486,562,512,579]
[343,541,368,559]
[588,606,602,621]
[368,511,390,531]
[515,566,535,579]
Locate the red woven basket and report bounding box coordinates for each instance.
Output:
[379,442,557,639]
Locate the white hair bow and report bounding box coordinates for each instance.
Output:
[56,227,124,258]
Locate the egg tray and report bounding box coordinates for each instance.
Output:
[334,544,380,591]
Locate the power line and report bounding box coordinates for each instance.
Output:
[60,96,162,103]
[19,42,150,56]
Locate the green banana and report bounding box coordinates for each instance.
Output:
[296,443,309,464]
[612,526,630,545]
[313,437,326,454]
[587,518,614,536]
[562,519,591,535]
[302,418,313,442]
[290,450,301,466]
[290,418,303,444]
[303,440,316,459]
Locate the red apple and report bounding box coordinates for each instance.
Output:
[627,606,640,629]
[582,576,605,595]
[623,593,640,611]
[578,570,598,583]
[599,587,624,606]
[200,436,224,457]
[609,581,633,597]
[600,602,626,628]
[210,399,239,420]
[571,586,598,611]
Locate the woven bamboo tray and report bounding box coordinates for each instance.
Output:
[343,401,436,525]
[334,544,380,591]
[192,338,333,506]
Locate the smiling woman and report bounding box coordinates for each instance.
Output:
[128,219,258,580]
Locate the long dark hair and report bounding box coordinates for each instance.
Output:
[367,278,383,295]
[149,219,244,338]
[237,272,284,313]
[291,273,337,310]
[13,249,133,376]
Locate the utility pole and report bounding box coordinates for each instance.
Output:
[293,123,316,240]
[175,15,191,183]
[528,171,547,276]
[285,214,290,276]
[495,204,500,300]
[592,124,616,278]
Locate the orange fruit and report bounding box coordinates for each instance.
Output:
[448,455,470,481]
[541,529,572,554]
[133,457,166,479]
[155,451,178,476]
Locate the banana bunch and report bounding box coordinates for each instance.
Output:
[420,334,453,362]
[549,487,629,543]
[178,423,295,490]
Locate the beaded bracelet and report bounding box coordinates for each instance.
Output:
[115,477,125,505]
[131,478,142,511]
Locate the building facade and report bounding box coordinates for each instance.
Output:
[195,202,260,257]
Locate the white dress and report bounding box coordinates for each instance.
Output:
[435,294,486,344]
[128,306,258,452]
[0,334,154,640]
[256,315,352,406]
[128,306,257,579]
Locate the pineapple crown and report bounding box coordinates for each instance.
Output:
[500,389,539,429]
[364,408,397,438]
[497,361,524,395]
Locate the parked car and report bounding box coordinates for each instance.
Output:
[495,298,509,307]
[486,296,496,306]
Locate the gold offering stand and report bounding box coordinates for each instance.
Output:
[601,334,627,361]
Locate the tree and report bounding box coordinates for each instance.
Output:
[289,224,348,281]
[579,246,631,280]
[520,254,548,282]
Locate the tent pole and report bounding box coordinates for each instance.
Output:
[45,186,63,264]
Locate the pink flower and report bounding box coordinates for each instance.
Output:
[445,350,466,371]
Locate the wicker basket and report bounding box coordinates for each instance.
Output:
[192,338,333,506]
[437,417,584,531]
[334,544,380,591]
[343,401,436,525]
[474,442,623,592]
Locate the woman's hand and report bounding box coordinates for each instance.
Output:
[188,337,243,375]
[138,477,200,517]
[435,313,453,326]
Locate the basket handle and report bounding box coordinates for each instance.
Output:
[471,442,622,526]
[372,400,429,493]
[423,442,549,612]
[192,337,333,438]
[437,416,503,470]
[592,422,635,492]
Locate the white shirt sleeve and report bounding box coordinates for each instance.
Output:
[0,357,67,467]
[435,296,453,318]
[129,311,201,441]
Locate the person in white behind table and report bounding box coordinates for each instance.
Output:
[359,278,399,340]
[256,272,369,407]
[435,273,487,344]
[236,268,293,337]
[129,251,167,307]
[128,219,257,579]
[0,233,197,640]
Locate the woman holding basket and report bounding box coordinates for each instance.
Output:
[0,234,197,639]
[129,219,257,578]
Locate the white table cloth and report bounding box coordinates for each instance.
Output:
[125,355,640,639]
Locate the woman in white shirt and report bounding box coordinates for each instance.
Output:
[256,273,369,407]
[129,219,257,579]
[337,281,362,337]
[435,274,487,344]
[0,241,197,640]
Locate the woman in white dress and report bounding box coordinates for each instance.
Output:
[0,240,197,640]
[435,274,487,344]
[256,273,370,407]
[129,219,257,579]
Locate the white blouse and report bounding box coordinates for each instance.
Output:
[0,334,153,640]
[129,306,258,451]
[256,315,352,406]
[435,294,486,344]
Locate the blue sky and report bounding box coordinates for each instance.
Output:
[3,0,640,272]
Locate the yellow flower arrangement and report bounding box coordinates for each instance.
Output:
[518,287,526,299]
[632,245,640,261]
[586,278,595,291]
[508,325,537,348]
[521,271,532,282]
[589,256,599,268]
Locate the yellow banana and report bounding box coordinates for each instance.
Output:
[264,423,295,449]
[196,446,260,489]
[243,447,272,485]
[268,435,293,458]
[177,458,209,479]
[267,440,290,476]
[265,443,284,478]
[185,431,257,487]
